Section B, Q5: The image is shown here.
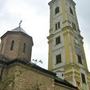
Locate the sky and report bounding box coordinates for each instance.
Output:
[0,0,90,70]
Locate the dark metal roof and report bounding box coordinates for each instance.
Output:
[11,26,26,33]
[0,59,56,76]
[0,27,34,46]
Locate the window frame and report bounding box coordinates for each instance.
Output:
[56,54,62,64]
[55,22,60,30]
[69,7,73,15]
[1,43,3,51]
[72,22,76,30]
[23,43,26,53]
[81,73,86,84]
[58,22,60,29]
[77,54,82,64]
[10,40,14,51]
[56,36,61,45]
[55,7,60,15]
[55,23,58,30]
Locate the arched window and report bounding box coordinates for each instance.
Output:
[10,40,14,50]
[55,7,59,14]
[70,7,73,15]
[23,43,26,53]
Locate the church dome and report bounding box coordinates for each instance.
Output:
[11,26,26,33]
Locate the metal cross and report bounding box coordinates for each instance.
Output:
[19,20,22,27]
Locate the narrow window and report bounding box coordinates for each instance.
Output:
[23,43,26,53]
[55,22,60,30]
[56,54,62,64]
[81,73,86,84]
[55,7,59,14]
[55,23,58,30]
[72,23,76,30]
[10,40,14,50]
[58,22,60,29]
[56,36,61,45]
[70,7,73,15]
[77,55,82,64]
[1,43,3,51]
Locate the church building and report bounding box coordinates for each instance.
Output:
[0,26,78,90]
[0,0,89,90]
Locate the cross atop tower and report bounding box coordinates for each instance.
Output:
[19,20,22,28]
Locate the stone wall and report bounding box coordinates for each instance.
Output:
[0,62,78,90]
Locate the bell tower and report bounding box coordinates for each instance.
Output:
[48,0,90,89]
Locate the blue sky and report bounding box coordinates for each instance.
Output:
[0,0,90,70]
